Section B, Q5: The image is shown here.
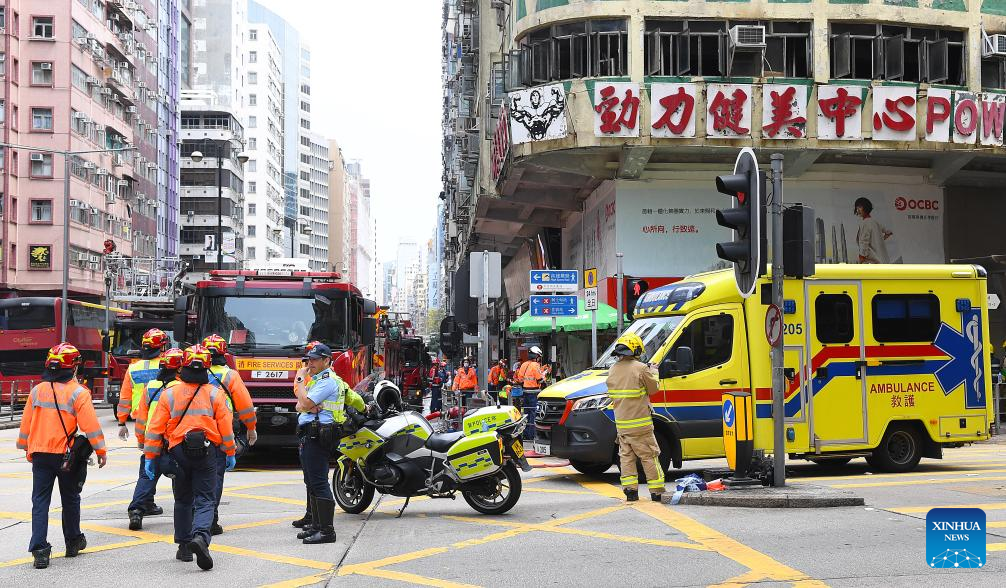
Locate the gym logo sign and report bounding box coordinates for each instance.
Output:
[926,508,985,569]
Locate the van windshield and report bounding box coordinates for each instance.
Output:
[592,316,684,369]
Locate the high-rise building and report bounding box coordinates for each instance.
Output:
[242,23,285,263]
[301,132,330,270]
[327,138,348,273]
[158,0,185,259]
[0,0,163,296]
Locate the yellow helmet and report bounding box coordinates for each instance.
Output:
[613,333,644,357]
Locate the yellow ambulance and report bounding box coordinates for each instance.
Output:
[533,264,995,474]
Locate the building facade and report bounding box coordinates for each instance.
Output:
[302,132,330,270]
[157,0,183,259]
[445,0,1006,345]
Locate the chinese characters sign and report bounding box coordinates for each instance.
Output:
[594,82,640,137]
[29,245,51,269]
[651,83,696,138]
[706,84,752,139]
[762,84,807,140]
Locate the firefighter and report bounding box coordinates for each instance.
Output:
[142,345,236,570]
[605,333,664,502]
[292,343,366,544]
[488,359,508,402]
[202,334,258,536]
[128,347,184,531]
[17,343,108,569]
[515,347,547,442]
[452,358,478,406]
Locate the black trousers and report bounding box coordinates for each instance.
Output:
[299,433,334,502]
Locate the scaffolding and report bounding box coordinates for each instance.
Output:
[105,256,188,306]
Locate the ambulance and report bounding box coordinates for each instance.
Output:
[533,264,995,474]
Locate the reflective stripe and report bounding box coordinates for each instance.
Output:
[648,456,665,487]
[145,433,162,442]
[221,435,234,442]
[237,407,255,417]
[615,417,652,429]
[143,443,161,456]
[68,386,85,405]
[620,476,638,485]
[169,408,216,418]
[92,439,106,451]
[608,389,646,398]
[85,430,102,439]
[33,400,76,415]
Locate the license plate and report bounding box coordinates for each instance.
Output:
[533,443,550,456]
[252,370,287,379]
[511,439,525,458]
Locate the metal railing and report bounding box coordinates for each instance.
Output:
[1,380,34,422]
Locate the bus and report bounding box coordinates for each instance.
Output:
[173,269,378,446]
[0,297,130,406]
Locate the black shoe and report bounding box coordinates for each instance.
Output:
[31,547,51,569]
[624,488,639,502]
[187,537,213,570]
[650,493,663,502]
[296,526,316,540]
[303,498,337,544]
[210,522,223,536]
[142,503,164,516]
[65,535,87,558]
[128,511,143,531]
[176,544,193,562]
[292,515,310,528]
[302,528,336,544]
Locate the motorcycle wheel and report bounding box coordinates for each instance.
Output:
[332,462,375,514]
[461,463,522,515]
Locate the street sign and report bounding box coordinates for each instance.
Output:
[469,251,502,299]
[765,304,783,347]
[584,287,598,311]
[989,293,1001,310]
[530,294,578,317]
[530,269,579,293]
[584,268,598,289]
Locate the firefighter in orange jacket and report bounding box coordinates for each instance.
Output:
[143,345,236,571]
[203,334,257,535]
[17,343,108,569]
[515,346,546,441]
[117,328,168,432]
[452,358,479,404]
[487,359,507,402]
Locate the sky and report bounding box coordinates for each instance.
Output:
[256,0,442,264]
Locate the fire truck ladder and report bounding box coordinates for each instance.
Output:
[105,256,189,307]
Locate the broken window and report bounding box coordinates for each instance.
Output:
[508,19,628,88]
[830,24,964,84]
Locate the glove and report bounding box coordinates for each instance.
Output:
[225,455,236,472]
[143,458,156,480]
[118,425,129,441]
[247,429,258,446]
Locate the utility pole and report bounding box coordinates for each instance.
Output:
[616,253,624,335]
[770,153,786,487]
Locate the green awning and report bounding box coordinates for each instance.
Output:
[509,299,622,334]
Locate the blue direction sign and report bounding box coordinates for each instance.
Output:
[530,295,578,317]
[529,269,580,293]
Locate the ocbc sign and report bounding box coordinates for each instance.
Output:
[894,197,940,212]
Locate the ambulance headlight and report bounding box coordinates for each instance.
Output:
[571,395,612,412]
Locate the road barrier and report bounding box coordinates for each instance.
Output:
[1,380,34,422]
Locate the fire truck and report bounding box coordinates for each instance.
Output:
[172,266,378,446]
[378,312,431,409]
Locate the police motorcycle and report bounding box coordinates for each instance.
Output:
[333,380,532,516]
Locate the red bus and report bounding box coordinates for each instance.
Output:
[173,269,378,447]
[0,297,129,406]
[106,313,177,414]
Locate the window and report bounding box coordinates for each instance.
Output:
[71,65,88,91]
[815,294,854,344]
[247,160,257,172]
[31,108,54,131]
[248,115,257,128]
[248,181,257,193]
[831,24,964,85]
[248,202,256,215]
[249,51,257,63]
[72,19,86,40]
[32,16,54,39]
[249,93,257,106]
[30,153,54,177]
[872,294,941,342]
[30,199,52,223]
[300,243,311,255]
[31,62,53,85]
[249,30,257,41]
[248,138,257,150]
[300,118,310,129]
[247,246,256,258]
[0,53,5,77]
[248,225,256,237]
[509,19,628,88]
[249,72,258,84]
[669,314,734,372]
[300,100,310,113]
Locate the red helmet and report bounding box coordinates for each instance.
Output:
[45,343,81,370]
[142,328,168,349]
[202,334,227,356]
[159,348,184,370]
[182,345,212,369]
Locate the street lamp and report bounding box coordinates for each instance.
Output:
[189,145,248,270]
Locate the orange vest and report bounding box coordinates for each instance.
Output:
[142,381,236,459]
[17,379,107,459]
[517,361,544,390]
[453,367,478,391]
[488,365,506,386]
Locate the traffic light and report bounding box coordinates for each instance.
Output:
[715,149,765,298]
[625,278,649,320]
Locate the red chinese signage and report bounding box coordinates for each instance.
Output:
[492,104,510,184]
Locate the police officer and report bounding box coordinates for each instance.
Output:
[117,328,168,518]
[128,347,184,530]
[143,345,236,570]
[17,343,108,569]
[605,333,665,502]
[203,334,258,535]
[293,343,365,544]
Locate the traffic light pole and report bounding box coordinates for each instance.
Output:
[616,253,624,335]
[770,153,786,487]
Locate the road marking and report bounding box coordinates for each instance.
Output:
[211,543,333,570]
[0,538,157,568]
[988,521,1006,528]
[350,567,480,588]
[225,491,306,506]
[794,467,1006,483]
[224,517,291,531]
[891,502,1006,514]
[259,572,335,588]
[988,543,1006,552]
[522,487,595,496]
[833,475,1006,489]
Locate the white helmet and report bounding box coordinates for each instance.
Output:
[530,346,543,357]
[373,380,403,414]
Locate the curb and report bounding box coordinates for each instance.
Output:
[0,419,22,430]
[670,483,865,508]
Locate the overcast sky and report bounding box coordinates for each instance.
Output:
[256,0,442,264]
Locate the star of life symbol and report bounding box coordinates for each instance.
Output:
[930,549,983,568]
[933,308,986,409]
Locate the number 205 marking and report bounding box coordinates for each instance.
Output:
[784,323,803,335]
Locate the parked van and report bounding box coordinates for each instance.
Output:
[534,265,994,474]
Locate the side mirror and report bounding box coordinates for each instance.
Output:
[102,332,112,353]
[173,295,190,345]
[362,298,377,315]
[658,346,695,379]
[361,318,377,346]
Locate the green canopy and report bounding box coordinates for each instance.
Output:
[509,299,622,334]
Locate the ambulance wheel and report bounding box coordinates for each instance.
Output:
[462,463,522,515]
[569,460,612,476]
[333,462,375,514]
[809,457,852,467]
[869,426,922,473]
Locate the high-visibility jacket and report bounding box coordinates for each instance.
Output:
[516,360,545,390]
[209,364,257,431]
[135,377,174,446]
[302,369,367,425]
[452,367,478,391]
[142,381,236,459]
[17,379,106,459]
[605,357,659,432]
[117,358,160,424]
[488,365,506,386]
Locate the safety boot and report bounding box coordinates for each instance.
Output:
[187,536,213,570]
[623,488,639,502]
[128,510,144,531]
[302,498,337,544]
[176,543,193,562]
[297,495,319,539]
[65,534,87,557]
[650,493,663,502]
[142,503,164,516]
[292,493,314,528]
[210,512,223,536]
[31,546,51,569]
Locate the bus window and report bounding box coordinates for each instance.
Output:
[669,314,734,372]
[2,303,56,330]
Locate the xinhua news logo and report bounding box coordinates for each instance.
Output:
[926,508,985,569]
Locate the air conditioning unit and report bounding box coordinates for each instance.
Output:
[728,25,766,49]
[86,33,97,40]
[116,179,129,187]
[39,62,52,71]
[75,37,89,47]
[118,33,131,43]
[83,162,97,170]
[69,199,81,207]
[984,34,1006,58]
[106,192,116,205]
[30,153,45,162]
[86,76,99,86]
[96,168,109,176]
[126,106,137,113]
[89,261,99,271]
[100,88,113,96]
[90,254,101,263]
[147,162,157,170]
[73,112,87,120]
